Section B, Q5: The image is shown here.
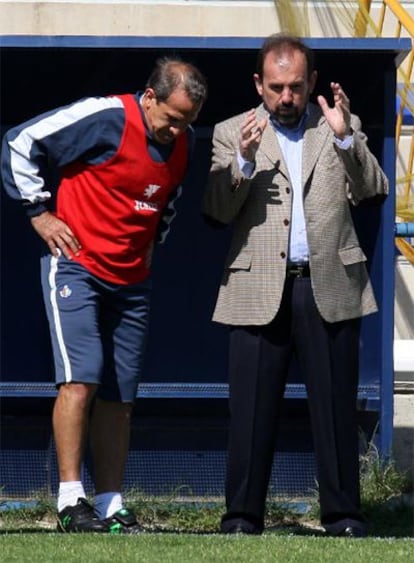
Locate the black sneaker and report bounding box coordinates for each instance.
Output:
[104,508,143,534]
[57,497,109,533]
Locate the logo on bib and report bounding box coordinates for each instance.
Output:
[134,200,159,212]
[143,184,161,199]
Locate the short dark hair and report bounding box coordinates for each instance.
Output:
[146,57,208,107]
[256,33,315,80]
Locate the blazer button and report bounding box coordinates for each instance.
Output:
[280,252,286,259]
[283,219,289,226]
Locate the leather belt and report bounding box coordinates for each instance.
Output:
[286,263,310,278]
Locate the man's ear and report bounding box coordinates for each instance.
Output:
[309,70,318,95]
[143,88,156,103]
[253,74,263,97]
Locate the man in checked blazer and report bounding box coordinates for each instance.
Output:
[203,33,388,537]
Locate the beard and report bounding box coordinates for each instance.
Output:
[273,104,301,127]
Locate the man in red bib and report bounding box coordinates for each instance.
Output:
[1,58,207,533]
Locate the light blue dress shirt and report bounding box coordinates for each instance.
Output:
[272,114,308,264]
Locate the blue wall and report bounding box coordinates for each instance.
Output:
[0,37,410,460]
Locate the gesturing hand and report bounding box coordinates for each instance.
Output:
[31,211,82,259]
[317,82,352,140]
[239,109,268,162]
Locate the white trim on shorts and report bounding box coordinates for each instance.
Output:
[48,253,73,383]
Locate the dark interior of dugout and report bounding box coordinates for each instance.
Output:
[0,38,404,497]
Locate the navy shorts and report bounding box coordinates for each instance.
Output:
[40,254,151,402]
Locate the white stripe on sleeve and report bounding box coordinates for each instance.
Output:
[9,96,124,204]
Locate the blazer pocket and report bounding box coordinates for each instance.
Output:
[338,245,367,265]
[227,252,253,271]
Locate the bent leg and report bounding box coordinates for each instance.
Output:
[41,254,106,512]
[91,279,150,516]
[53,382,98,482]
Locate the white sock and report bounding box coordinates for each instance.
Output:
[57,481,86,512]
[94,492,123,519]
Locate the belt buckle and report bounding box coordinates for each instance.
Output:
[293,265,304,278]
[288,264,306,278]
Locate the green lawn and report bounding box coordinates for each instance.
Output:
[1,453,412,562]
[0,533,413,563]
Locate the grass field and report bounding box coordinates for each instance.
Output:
[0,533,413,563]
[1,452,413,561]
[1,495,413,562]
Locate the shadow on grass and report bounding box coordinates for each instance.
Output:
[0,498,412,538]
[364,504,414,538]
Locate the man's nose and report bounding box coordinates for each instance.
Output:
[281,87,293,103]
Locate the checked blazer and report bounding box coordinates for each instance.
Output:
[203,102,389,325]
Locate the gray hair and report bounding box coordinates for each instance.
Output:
[146,57,208,107]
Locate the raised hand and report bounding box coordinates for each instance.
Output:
[239,109,268,162]
[317,82,352,140]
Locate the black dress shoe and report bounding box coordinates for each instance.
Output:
[337,526,367,538]
[221,518,262,535]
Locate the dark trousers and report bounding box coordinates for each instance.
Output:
[223,276,365,532]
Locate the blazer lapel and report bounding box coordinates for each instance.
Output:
[302,104,329,187]
[255,104,290,180]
